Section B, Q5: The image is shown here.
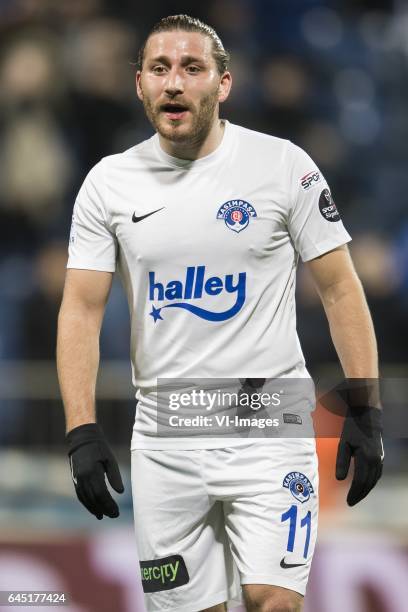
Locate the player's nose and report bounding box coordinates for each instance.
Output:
[164,67,184,96]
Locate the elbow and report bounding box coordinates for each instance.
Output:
[320,274,365,309]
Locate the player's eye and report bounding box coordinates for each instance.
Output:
[152,65,166,74]
[186,65,201,74]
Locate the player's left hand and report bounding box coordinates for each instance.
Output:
[336,405,384,506]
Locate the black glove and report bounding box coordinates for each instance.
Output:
[336,405,384,506]
[66,423,124,520]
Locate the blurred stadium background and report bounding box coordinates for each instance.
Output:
[0,0,408,610]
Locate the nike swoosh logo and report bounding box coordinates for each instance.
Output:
[132,207,165,223]
[70,455,78,486]
[280,558,306,569]
[380,435,385,461]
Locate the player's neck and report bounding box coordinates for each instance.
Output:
[158,118,225,161]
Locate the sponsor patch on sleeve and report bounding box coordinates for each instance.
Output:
[69,209,76,244]
[300,170,322,191]
[318,188,341,222]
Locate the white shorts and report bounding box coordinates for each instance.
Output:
[131,439,319,612]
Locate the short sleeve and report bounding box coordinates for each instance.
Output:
[286,142,352,262]
[67,160,117,272]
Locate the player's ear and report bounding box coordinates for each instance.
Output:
[136,71,143,101]
[218,71,232,103]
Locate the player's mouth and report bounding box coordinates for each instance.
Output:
[161,103,190,121]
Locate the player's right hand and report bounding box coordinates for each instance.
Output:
[66,423,124,520]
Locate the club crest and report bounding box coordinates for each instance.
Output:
[216,199,257,233]
[283,471,314,503]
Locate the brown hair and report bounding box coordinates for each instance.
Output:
[137,14,230,75]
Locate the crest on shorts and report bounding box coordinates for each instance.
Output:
[216,199,257,233]
[283,471,314,503]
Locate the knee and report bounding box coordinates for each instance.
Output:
[263,600,301,612]
[251,600,301,612]
[245,589,303,612]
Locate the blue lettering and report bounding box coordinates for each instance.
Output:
[165,281,183,300]
[184,267,195,299]
[193,266,205,299]
[148,267,247,322]
[225,272,246,298]
[205,277,223,296]
[149,271,164,301]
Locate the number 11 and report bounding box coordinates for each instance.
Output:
[281,505,311,558]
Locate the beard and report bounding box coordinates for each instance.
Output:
[141,85,219,145]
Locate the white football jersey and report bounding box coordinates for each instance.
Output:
[67,120,351,448]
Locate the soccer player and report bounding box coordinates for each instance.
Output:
[57,15,384,612]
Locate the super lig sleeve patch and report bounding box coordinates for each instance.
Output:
[318,188,341,222]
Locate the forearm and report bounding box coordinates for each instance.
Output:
[57,307,101,433]
[320,277,380,405]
